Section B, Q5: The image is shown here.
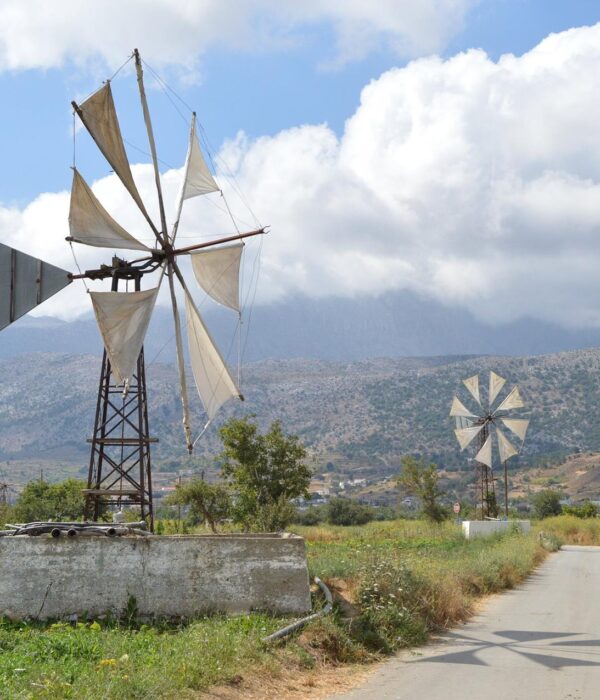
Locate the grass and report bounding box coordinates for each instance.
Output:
[0,520,549,698]
[536,513,600,545]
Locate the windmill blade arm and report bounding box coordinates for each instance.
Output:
[133,50,168,246]
[167,263,193,453]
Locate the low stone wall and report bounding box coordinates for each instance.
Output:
[0,533,311,620]
[462,520,531,539]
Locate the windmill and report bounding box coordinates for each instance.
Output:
[0,50,265,530]
[450,371,529,519]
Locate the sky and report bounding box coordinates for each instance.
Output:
[3,0,600,328]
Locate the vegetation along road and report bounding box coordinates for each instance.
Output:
[330,545,600,700]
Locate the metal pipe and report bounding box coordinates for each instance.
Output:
[262,577,333,644]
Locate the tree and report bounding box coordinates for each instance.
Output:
[166,480,231,533]
[327,497,373,526]
[532,490,563,519]
[396,456,446,523]
[218,416,311,531]
[13,479,86,522]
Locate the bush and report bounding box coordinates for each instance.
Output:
[532,490,563,519]
[293,506,326,526]
[13,479,86,522]
[327,498,373,526]
[562,501,598,519]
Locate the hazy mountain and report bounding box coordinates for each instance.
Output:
[1,348,600,481]
[3,291,600,362]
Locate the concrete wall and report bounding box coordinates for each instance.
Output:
[462,520,531,539]
[0,533,311,620]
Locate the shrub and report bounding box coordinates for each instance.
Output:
[562,501,598,519]
[532,490,563,519]
[327,498,373,526]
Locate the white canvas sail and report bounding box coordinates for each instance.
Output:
[77,83,149,219]
[501,418,530,441]
[190,242,243,312]
[454,425,483,450]
[475,434,493,468]
[69,169,150,251]
[496,427,518,463]
[489,371,506,406]
[496,386,524,412]
[90,287,159,385]
[185,292,241,420]
[449,396,476,418]
[462,375,481,405]
[182,116,219,200]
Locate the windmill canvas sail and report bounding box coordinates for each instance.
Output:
[190,242,243,312]
[489,371,506,406]
[454,425,483,450]
[90,287,159,385]
[182,116,219,200]
[450,396,476,418]
[69,169,150,251]
[496,428,519,463]
[475,434,493,468]
[0,243,71,331]
[463,375,481,405]
[76,83,149,220]
[185,293,241,420]
[501,418,530,441]
[496,386,524,412]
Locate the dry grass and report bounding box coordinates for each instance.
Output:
[537,514,600,545]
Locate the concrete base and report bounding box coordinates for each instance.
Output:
[0,533,311,620]
[462,520,531,539]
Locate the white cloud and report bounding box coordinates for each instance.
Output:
[0,0,475,73]
[6,23,600,329]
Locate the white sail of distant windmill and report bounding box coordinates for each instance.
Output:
[450,371,529,518]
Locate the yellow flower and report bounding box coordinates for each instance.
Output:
[99,659,117,667]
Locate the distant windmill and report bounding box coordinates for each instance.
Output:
[450,371,529,519]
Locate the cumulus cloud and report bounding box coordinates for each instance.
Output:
[5,23,600,328]
[0,0,474,73]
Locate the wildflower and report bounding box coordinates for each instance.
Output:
[99,659,117,667]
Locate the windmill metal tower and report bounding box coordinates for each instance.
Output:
[450,371,530,519]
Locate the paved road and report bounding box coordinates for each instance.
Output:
[329,546,600,700]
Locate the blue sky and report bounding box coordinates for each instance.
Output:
[1,0,599,206]
[3,0,600,328]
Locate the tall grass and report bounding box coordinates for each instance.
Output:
[537,514,600,545]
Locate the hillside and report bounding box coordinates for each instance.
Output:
[2,348,600,495]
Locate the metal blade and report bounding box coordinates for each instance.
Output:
[0,243,71,331]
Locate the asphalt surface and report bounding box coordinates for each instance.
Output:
[329,546,600,700]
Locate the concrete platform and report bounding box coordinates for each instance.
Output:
[462,520,531,539]
[0,533,311,620]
